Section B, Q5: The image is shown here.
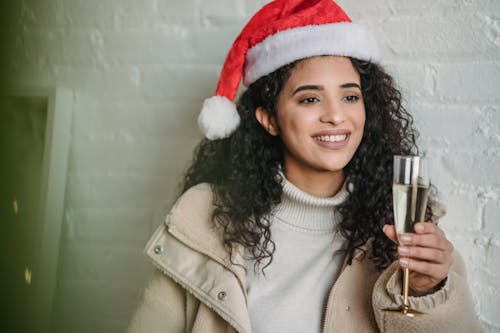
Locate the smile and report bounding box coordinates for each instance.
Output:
[314,134,347,142]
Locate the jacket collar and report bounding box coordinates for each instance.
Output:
[165,183,247,292]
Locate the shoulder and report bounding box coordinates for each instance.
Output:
[170,183,216,220]
[177,182,214,202]
[145,182,229,268]
[150,183,215,228]
[165,182,222,237]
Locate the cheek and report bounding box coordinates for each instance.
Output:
[357,108,367,128]
[278,109,311,137]
[281,123,304,149]
[281,116,316,149]
[353,108,366,135]
[351,109,366,146]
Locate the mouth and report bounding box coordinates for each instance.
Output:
[313,134,348,143]
[312,131,351,149]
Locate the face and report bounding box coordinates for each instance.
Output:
[259,56,365,180]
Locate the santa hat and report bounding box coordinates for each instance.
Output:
[198,0,380,140]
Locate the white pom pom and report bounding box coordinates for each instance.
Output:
[198,96,240,140]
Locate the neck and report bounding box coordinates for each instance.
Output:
[283,165,344,198]
[271,175,348,232]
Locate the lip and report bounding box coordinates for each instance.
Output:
[311,129,351,150]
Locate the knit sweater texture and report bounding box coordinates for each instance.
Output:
[245,177,349,333]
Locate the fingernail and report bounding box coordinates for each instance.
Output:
[399,258,409,267]
[398,246,410,255]
[400,234,412,244]
[415,224,424,232]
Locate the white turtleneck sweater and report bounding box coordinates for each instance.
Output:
[245,177,349,333]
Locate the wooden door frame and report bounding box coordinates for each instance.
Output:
[7,87,73,333]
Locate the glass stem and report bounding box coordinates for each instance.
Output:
[402,267,410,308]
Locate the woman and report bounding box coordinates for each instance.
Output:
[128,0,481,332]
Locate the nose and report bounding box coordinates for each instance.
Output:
[319,100,345,125]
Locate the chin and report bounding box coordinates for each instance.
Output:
[318,156,352,171]
[314,162,348,173]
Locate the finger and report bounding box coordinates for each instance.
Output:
[399,258,449,280]
[383,224,398,244]
[400,233,451,251]
[413,222,442,235]
[400,228,452,251]
[398,246,450,264]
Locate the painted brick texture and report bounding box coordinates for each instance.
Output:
[3,0,499,332]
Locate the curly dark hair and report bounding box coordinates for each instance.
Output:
[181,56,435,272]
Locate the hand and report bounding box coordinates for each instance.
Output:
[383,222,454,296]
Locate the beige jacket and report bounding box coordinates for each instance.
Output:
[128,184,483,333]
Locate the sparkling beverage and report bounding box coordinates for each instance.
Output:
[392,183,429,240]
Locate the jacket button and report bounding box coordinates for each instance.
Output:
[345,305,350,312]
[217,291,227,301]
[153,245,163,254]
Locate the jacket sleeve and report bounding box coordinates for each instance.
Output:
[126,269,186,333]
[372,250,484,333]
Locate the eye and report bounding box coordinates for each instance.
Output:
[343,95,360,103]
[299,97,320,104]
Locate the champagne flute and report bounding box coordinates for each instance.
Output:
[385,155,430,317]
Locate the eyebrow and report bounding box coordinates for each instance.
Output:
[291,85,323,96]
[291,82,361,96]
[340,82,362,90]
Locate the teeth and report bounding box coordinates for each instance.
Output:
[316,134,347,142]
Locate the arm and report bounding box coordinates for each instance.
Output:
[372,250,483,332]
[126,269,186,333]
[371,223,483,332]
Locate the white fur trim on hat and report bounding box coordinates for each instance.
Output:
[198,96,240,140]
[244,22,380,86]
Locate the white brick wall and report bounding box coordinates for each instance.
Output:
[4,0,499,332]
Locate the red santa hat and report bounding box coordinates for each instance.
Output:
[198,0,380,140]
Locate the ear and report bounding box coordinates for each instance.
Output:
[255,107,278,136]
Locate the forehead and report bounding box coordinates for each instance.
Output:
[287,56,360,84]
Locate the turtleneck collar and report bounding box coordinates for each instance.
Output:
[270,173,349,233]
